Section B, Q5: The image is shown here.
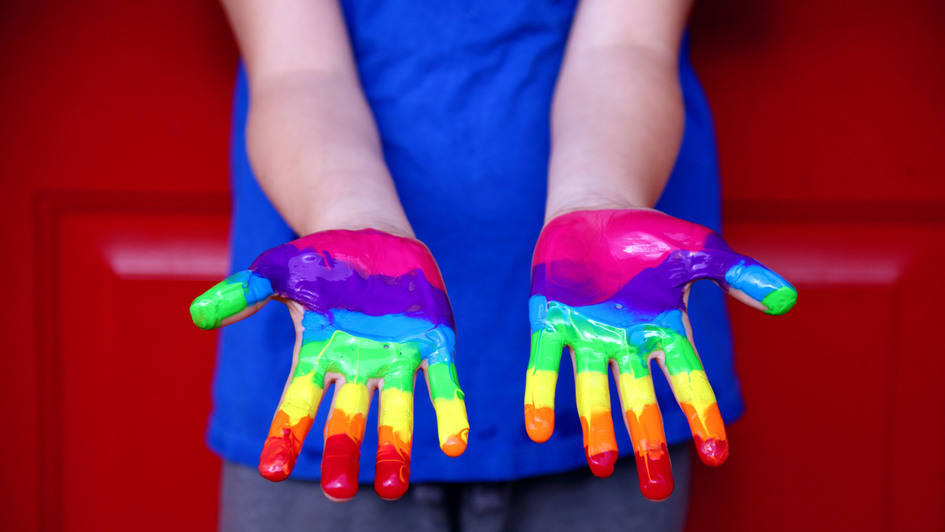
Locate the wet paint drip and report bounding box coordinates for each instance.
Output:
[190,229,467,501]
[527,210,797,500]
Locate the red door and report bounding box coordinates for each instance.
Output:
[0,2,236,530]
[686,1,945,530]
[2,1,942,531]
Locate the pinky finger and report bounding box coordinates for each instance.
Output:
[659,333,728,467]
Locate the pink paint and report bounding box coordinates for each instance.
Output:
[532,210,716,305]
[290,230,446,290]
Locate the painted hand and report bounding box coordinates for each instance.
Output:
[525,209,796,501]
[190,229,468,502]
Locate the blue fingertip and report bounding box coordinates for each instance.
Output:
[723,262,791,303]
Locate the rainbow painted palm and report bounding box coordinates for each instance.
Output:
[190,229,468,501]
[526,209,796,501]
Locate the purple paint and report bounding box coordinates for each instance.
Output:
[531,210,764,310]
[249,230,453,326]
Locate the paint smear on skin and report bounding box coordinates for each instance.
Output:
[670,371,728,466]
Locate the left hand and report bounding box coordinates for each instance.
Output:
[525,209,796,500]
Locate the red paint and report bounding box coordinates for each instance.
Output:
[374,442,410,500]
[693,435,729,467]
[321,433,361,501]
[586,450,618,478]
[524,404,554,443]
[258,430,301,481]
[634,445,674,501]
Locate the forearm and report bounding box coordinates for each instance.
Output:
[223,0,411,238]
[545,0,691,222]
[246,72,412,237]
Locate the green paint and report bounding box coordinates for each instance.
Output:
[612,343,650,379]
[427,361,464,401]
[189,278,250,330]
[528,331,564,373]
[644,328,704,375]
[762,286,797,315]
[531,302,703,376]
[298,332,421,392]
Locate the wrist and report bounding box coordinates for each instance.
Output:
[298,198,415,239]
[544,191,655,225]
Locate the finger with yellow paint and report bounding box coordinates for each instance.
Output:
[321,381,371,502]
[653,330,728,467]
[524,321,564,443]
[612,343,672,501]
[424,360,468,457]
[258,337,329,482]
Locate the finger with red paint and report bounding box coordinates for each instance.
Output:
[526,209,796,500]
[191,229,466,501]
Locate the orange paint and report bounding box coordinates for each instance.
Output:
[524,404,554,442]
[374,425,411,500]
[258,410,314,481]
[580,411,618,477]
[624,404,673,499]
[680,401,728,466]
[441,432,468,457]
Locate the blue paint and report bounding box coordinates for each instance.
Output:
[723,262,792,303]
[301,309,456,365]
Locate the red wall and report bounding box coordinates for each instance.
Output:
[1,1,942,530]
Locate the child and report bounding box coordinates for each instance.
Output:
[192,1,795,530]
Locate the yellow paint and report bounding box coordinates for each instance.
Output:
[524,369,557,410]
[334,382,371,415]
[669,370,717,417]
[279,372,324,426]
[617,373,658,415]
[575,371,617,456]
[379,387,414,438]
[575,371,610,414]
[432,397,469,452]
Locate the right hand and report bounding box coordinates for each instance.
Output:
[190,229,468,502]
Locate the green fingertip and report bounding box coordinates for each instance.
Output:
[762,286,797,315]
[189,281,249,330]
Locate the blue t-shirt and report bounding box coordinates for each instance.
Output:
[208,1,743,483]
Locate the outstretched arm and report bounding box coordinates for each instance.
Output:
[222,0,412,237]
[532,0,798,502]
[547,0,693,219]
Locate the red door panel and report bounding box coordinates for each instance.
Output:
[41,201,230,532]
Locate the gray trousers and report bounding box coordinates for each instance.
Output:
[220,444,691,532]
